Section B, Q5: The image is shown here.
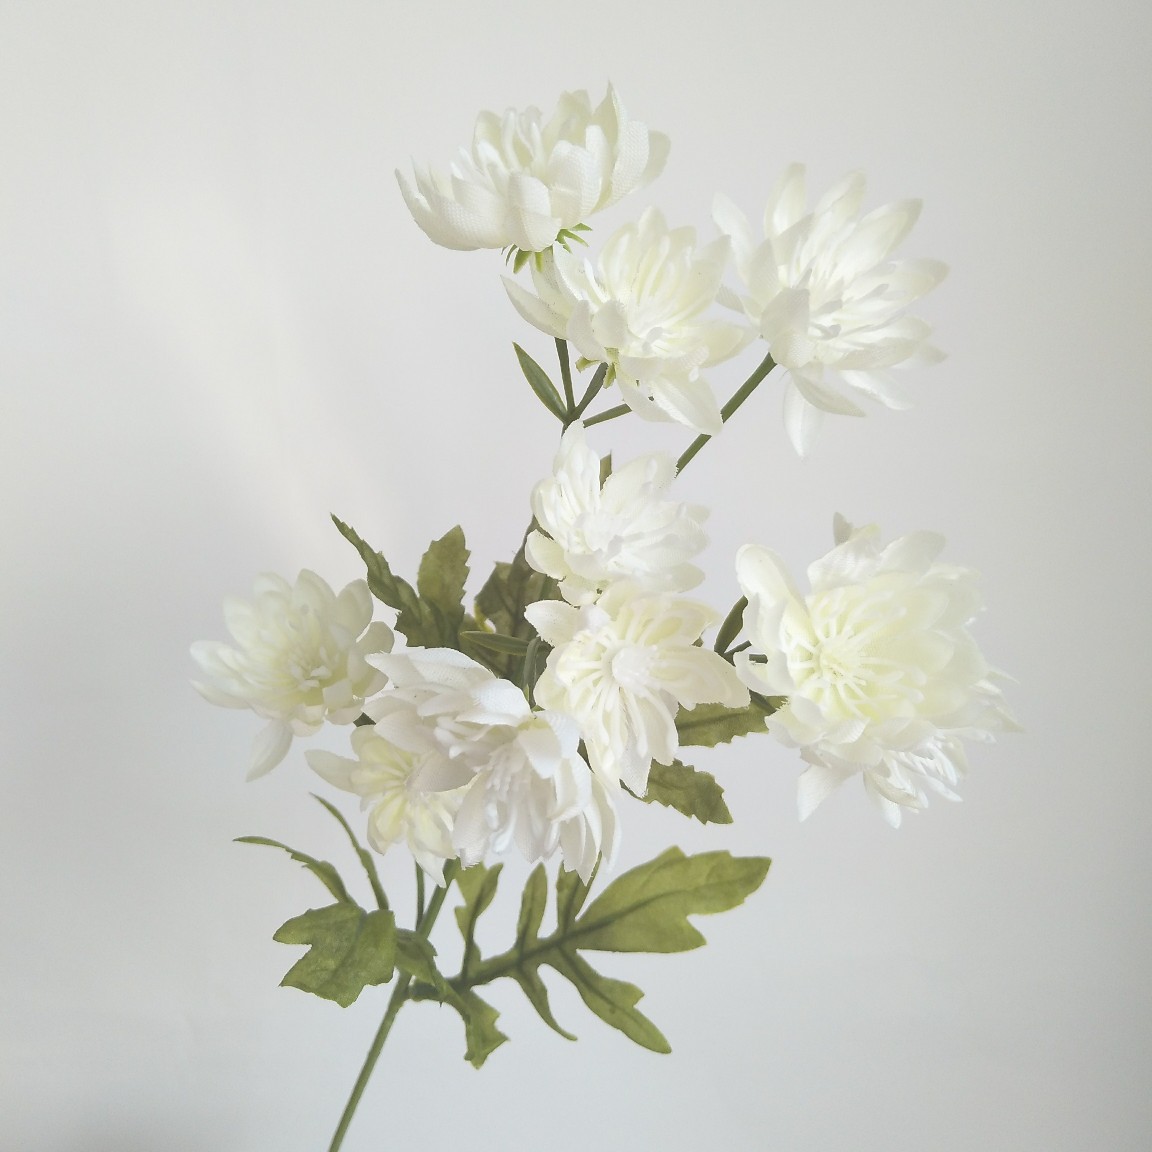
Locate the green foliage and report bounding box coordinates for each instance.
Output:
[273,904,397,1007]
[473,542,558,679]
[332,516,476,652]
[514,343,568,422]
[675,693,782,748]
[713,596,749,655]
[434,849,770,1063]
[631,760,733,825]
[234,836,352,905]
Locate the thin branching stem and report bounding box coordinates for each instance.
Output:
[555,338,575,414]
[676,352,776,474]
[583,403,630,428]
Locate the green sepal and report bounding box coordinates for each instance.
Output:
[630,760,733,825]
[272,904,397,1007]
[234,836,352,905]
[675,693,782,748]
[514,343,568,422]
[713,596,749,655]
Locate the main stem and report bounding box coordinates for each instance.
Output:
[327,880,451,1152]
[676,352,776,473]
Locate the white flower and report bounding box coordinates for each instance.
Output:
[306,726,463,885]
[505,208,747,434]
[191,572,393,779]
[526,584,749,794]
[360,648,618,882]
[397,85,669,254]
[714,166,947,455]
[526,422,708,605]
[735,516,1017,826]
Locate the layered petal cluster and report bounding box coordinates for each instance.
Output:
[526,584,749,794]
[505,208,747,433]
[735,516,1016,826]
[527,422,708,605]
[191,571,393,778]
[397,85,669,253]
[715,166,947,454]
[306,726,463,884]
[314,648,618,882]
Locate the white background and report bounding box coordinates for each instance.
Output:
[2,2,1150,1149]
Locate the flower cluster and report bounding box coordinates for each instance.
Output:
[194,84,1012,894]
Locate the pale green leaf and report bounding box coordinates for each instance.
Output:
[514,343,568,421]
[273,904,396,1007]
[634,760,733,825]
[417,526,469,646]
[675,694,781,748]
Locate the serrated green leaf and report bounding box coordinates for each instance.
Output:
[455,863,502,980]
[443,986,508,1068]
[634,760,733,825]
[273,904,396,1007]
[417,526,469,646]
[576,847,771,954]
[510,866,575,1041]
[473,544,559,678]
[395,929,446,993]
[331,515,421,621]
[548,949,669,1053]
[675,693,781,748]
[514,343,568,421]
[235,836,352,905]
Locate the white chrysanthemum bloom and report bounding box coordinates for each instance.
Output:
[505,208,747,434]
[191,572,394,779]
[360,648,617,882]
[306,726,463,885]
[735,516,1017,827]
[526,584,749,794]
[397,85,669,254]
[527,422,708,605]
[714,166,947,455]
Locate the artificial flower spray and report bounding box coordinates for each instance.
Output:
[194,85,1015,1150]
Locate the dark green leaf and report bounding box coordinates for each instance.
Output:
[576,847,771,953]
[514,343,568,421]
[395,929,447,994]
[675,693,781,748]
[235,836,351,905]
[633,760,733,825]
[273,904,396,1007]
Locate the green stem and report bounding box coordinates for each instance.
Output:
[326,876,452,1152]
[583,403,630,428]
[676,352,776,474]
[415,864,426,924]
[555,338,575,414]
[571,363,609,421]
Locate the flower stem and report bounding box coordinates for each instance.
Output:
[326,876,452,1152]
[676,352,776,474]
[570,363,609,422]
[583,403,630,427]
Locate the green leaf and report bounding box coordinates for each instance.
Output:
[272,904,396,1007]
[442,986,509,1068]
[713,596,748,655]
[633,760,733,825]
[395,929,447,994]
[473,543,558,678]
[547,949,669,1053]
[417,526,469,646]
[459,630,531,656]
[456,849,770,1054]
[331,515,422,624]
[311,794,388,910]
[575,848,770,953]
[675,693,782,748]
[235,836,352,905]
[455,863,502,980]
[514,343,568,421]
